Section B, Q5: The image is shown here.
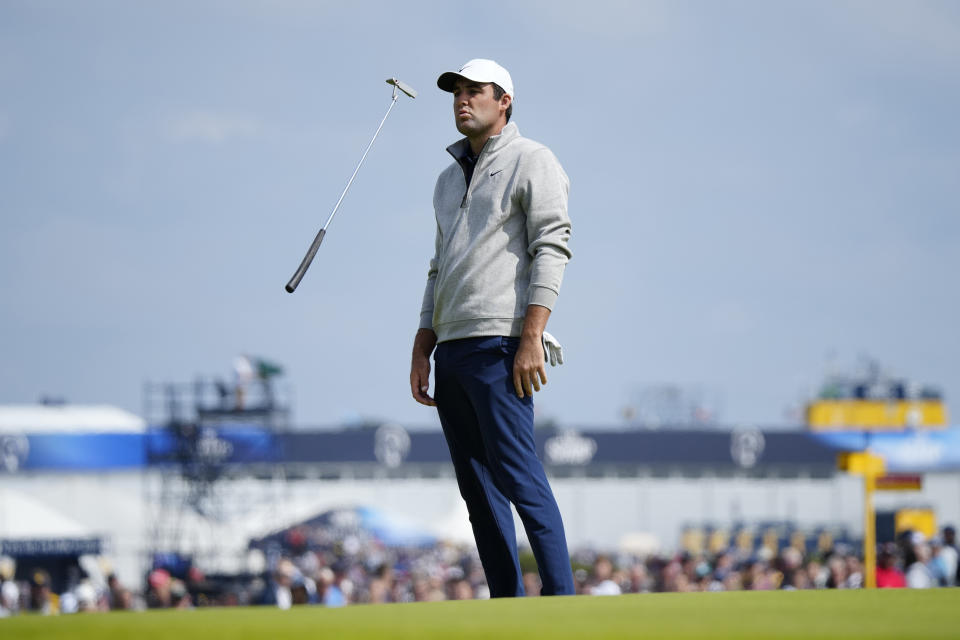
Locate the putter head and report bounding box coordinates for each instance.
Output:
[386,78,417,99]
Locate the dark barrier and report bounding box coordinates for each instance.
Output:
[4,425,959,473]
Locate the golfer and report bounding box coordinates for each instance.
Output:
[410,59,575,597]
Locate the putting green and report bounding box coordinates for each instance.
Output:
[3,589,957,639]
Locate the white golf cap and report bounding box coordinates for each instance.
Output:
[437,59,514,98]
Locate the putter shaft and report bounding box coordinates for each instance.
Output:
[285,78,417,293]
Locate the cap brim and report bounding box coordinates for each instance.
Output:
[437,71,466,92]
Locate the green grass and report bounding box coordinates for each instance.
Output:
[3,589,958,639]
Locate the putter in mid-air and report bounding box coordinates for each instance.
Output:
[285,77,417,293]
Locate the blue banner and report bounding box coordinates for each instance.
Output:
[1,425,279,472]
[809,428,960,472]
[3,425,959,473]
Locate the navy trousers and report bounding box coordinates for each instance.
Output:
[434,336,575,597]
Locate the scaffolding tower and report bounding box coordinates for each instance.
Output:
[141,375,292,578]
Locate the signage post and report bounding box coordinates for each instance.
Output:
[837,451,885,589]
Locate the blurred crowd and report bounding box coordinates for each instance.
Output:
[573,524,957,595]
[0,557,138,615]
[1,525,956,615]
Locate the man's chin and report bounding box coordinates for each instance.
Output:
[456,121,479,137]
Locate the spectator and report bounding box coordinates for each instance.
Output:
[825,555,848,589]
[589,555,622,596]
[903,532,935,589]
[170,579,193,609]
[876,545,906,588]
[107,573,136,611]
[290,580,312,606]
[29,570,56,615]
[784,566,811,590]
[946,526,960,585]
[806,559,828,589]
[368,563,394,603]
[0,556,18,617]
[0,579,19,617]
[321,566,347,607]
[744,561,774,591]
[627,562,652,593]
[146,568,172,609]
[777,547,805,590]
[844,555,863,589]
[448,578,474,600]
[71,580,100,613]
[721,569,743,591]
[932,526,957,587]
[661,558,687,592]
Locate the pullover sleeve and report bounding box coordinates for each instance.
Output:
[418,223,440,330]
[419,176,444,330]
[520,147,573,310]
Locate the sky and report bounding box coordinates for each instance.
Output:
[1,1,958,430]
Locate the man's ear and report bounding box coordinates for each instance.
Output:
[500,93,512,114]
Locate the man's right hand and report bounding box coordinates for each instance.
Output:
[410,328,438,407]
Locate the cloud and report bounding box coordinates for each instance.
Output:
[163,110,262,144]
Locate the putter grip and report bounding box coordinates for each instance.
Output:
[285,228,326,293]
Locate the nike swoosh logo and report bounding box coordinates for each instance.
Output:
[489,169,504,176]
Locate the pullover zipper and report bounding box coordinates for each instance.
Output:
[459,144,491,208]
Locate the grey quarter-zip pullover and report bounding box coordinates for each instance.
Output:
[419,122,572,343]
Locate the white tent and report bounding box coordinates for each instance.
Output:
[0,487,96,540]
[0,405,145,434]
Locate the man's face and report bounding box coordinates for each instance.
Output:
[452,79,509,139]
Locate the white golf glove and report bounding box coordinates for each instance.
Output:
[542,331,564,366]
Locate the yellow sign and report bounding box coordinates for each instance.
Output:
[837,452,885,476]
[808,399,947,431]
[895,509,936,539]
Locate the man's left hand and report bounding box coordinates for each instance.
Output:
[513,334,547,398]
